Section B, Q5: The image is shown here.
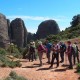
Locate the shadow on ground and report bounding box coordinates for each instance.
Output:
[54,68,67,72]
[36,67,50,71]
[61,64,69,67]
[22,63,41,68]
[20,60,28,62]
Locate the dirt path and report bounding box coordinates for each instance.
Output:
[0,55,79,80]
[0,38,80,80]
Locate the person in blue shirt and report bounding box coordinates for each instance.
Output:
[45,39,52,64]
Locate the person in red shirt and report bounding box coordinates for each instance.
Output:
[37,41,47,66]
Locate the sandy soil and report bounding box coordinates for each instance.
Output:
[0,38,80,80]
[0,55,80,80]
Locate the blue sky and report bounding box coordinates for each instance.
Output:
[0,0,80,33]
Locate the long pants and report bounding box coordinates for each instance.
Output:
[50,52,59,67]
[29,52,36,61]
[60,51,64,62]
[38,52,43,65]
[73,54,79,65]
[46,50,51,62]
[68,54,73,68]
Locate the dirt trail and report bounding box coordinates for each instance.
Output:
[0,55,79,80]
[0,38,80,80]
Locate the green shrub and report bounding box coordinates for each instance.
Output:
[76,63,80,74]
[22,48,29,59]
[0,48,7,55]
[4,71,27,80]
[7,44,22,58]
[1,60,22,68]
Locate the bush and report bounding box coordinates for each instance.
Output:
[7,44,22,58]
[76,63,80,74]
[0,48,7,55]
[22,48,29,59]
[4,71,27,80]
[1,60,22,68]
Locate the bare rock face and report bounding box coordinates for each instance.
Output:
[23,25,27,47]
[7,19,11,38]
[36,20,60,39]
[27,32,35,43]
[10,18,27,47]
[0,13,9,48]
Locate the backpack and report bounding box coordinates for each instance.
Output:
[38,45,47,52]
[71,46,75,55]
[60,44,66,52]
[30,46,35,52]
[72,44,78,55]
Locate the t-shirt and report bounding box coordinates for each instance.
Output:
[46,43,52,53]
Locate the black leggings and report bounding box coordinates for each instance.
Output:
[29,52,36,61]
[50,52,59,67]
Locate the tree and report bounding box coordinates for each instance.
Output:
[71,14,80,27]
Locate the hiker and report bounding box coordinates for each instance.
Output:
[29,41,36,62]
[59,42,66,63]
[66,41,73,69]
[45,39,52,64]
[72,42,80,65]
[37,41,47,66]
[49,41,60,68]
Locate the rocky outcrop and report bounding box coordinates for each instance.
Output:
[27,32,36,43]
[0,13,60,48]
[10,18,27,48]
[0,13,9,48]
[36,20,60,39]
[23,24,27,47]
[7,19,11,38]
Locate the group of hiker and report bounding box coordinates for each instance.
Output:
[28,39,80,69]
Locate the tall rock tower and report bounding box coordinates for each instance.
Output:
[10,18,27,47]
[0,13,9,48]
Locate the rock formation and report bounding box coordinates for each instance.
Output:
[36,20,60,39]
[0,13,9,48]
[27,32,35,43]
[10,18,27,48]
[0,13,60,48]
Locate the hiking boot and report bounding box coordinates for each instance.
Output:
[49,66,53,69]
[60,60,64,63]
[39,64,42,67]
[68,66,73,69]
[56,65,59,68]
[46,61,51,64]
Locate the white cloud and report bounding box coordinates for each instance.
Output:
[7,15,70,22]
